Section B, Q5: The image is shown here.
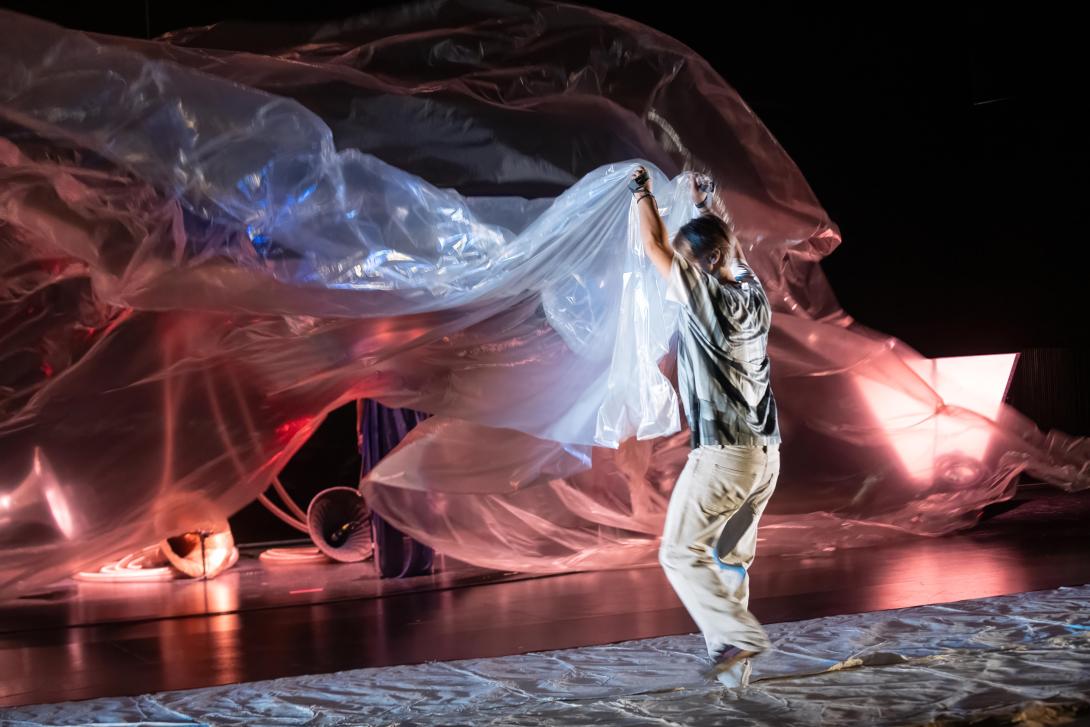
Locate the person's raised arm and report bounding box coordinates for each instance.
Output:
[630,167,673,279]
[691,172,746,264]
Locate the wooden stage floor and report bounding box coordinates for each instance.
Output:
[2,487,1088,707]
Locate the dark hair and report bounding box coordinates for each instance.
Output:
[675,215,734,261]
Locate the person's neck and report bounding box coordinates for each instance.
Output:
[714,261,737,284]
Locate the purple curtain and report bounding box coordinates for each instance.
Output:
[358,400,434,578]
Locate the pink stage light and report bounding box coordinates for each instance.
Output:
[0,448,77,540]
[854,353,1019,486]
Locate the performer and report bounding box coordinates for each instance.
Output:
[629,167,782,687]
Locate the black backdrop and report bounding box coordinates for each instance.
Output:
[3,1,1084,355]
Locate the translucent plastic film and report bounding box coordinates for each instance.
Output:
[0,1,1087,596]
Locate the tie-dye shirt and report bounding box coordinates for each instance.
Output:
[667,254,781,448]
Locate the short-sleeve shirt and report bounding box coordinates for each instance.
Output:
[667,254,781,449]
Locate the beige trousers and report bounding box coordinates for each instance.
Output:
[659,443,780,657]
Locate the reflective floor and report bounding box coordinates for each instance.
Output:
[8,583,1089,726]
[2,487,1088,707]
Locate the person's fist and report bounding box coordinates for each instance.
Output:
[690,172,714,205]
[629,166,652,194]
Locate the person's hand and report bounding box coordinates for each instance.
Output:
[690,172,714,207]
[629,166,652,196]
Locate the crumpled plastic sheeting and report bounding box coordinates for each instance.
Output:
[1,0,1089,596]
[5,584,1090,726]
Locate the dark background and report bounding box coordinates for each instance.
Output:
[4,1,1084,355]
[3,1,1086,541]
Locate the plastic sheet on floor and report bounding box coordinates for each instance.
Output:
[5,583,1089,726]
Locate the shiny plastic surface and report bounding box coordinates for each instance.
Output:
[0,1,1087,595]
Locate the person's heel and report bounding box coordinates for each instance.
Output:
[704,644,760,680]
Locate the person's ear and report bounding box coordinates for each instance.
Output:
[707,249,722,268]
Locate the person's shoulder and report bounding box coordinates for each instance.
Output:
[731,261,765,288]
[732,260,756,279]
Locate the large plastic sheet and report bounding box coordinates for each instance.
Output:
[0,1,1087,597]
